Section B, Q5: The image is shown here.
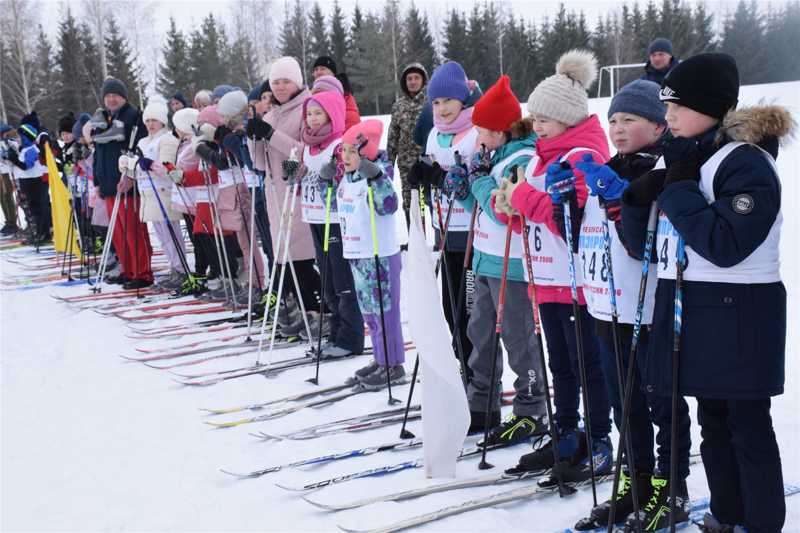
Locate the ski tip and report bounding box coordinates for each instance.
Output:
[337,525,365,533]
[199,407,244,414]
[274,483,305,492]
[300,495,336,510]
[219,468,255,478]
[203,419,250,428]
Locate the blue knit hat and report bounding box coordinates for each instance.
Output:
[169,92,188,108]
[649,38,673,56]
[247,86,261,103]
[608,80,667,126]
[19,124,37,142]
[211,85,235,102]
[427,62,470,103]
[72,113,91,141]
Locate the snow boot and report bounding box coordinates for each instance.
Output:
[468,409,502,436]
[574,470,652,530]
[359,364,406,391]
[279,311,314,339]
[346,358,380,385]
[93,120,125,144]
[619,476,689,533]
[481,413,549,447]
[507,425,581,473]
[555,434,613,482]
[122,277,152,290]
[302,312,331,342]
[701,513,735,533]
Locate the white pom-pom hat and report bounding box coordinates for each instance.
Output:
[527,49,598,126]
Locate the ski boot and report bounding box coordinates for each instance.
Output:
[618,476,689,532]
[700,513,735,533]
[506,424,581,473]
[468,409,502,437]
[345,358,380,385]
[359,364,406,391]
[574,470,652,530]
[93,120,125,144]
[480,412,549,447]
[556,434,613,482]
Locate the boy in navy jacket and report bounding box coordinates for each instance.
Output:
[621,53,795,533]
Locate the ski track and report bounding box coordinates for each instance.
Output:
[2,82,799,532]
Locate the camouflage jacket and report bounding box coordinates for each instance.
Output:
[386,63,429,179]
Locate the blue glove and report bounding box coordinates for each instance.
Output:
[545,162,576,205]
[137,157,153,171]
[444,162,469,200]
[221,133,242,160]
[574,153,629,201]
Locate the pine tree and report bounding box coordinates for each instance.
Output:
[308,2,329,62]
[465,4,486,88]
[55,6,103,118]
[228,32,260,90]
[329,0,349,73]
[188,14,228,92]
[720,0,767,84]
[688,2,716,55]
[761,0,800,83]
[481,1,503,85]
[159,15,191,96]
[403,1,436,76]
[639,0,660,58]
[349,11,395,114]
[80,21,106,108]
[29,24,58,126]
[280,0,313,86]
[442,8,470,68]
[503,14,537,99]
[105,15,142,109]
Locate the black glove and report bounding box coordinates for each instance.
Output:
[247,118,274,141]
[663,157,701,189]
[214,125,233,142]
[406,158,426,187]
[319,159,339,183]
[7,150,26,170]
[357,156,383,182]
[622,168,667,207]
[423,161,445,189]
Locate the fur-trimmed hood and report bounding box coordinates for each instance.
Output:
[716,103,797,150]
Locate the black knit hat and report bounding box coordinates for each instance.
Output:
[20,110,40,130]
[659,52,739,120]
[101,77,128,100]
[58,111,77,135]
[313,55,337,75]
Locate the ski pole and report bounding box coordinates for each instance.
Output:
[478,217,515,470]
[199,164,232,301]
[606,201,659,533]
[205,164,238,305]
[93,188,122,290]
[598,199,642,528]
[308,146,339,385]
[174,183,223,295]
[260,168,301,374]
[233,150,262,340]
[520,208,574,497]
[365,157,401,406]
[670,235,685,533]
[558,160,598,505]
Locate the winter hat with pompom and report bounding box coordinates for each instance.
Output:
[217,90,248,118]
[143,97,169,126]
[342,119,383,161]
[72,113,91,141]
[527,49,597,126]
[472,75,521,132]
[58,112,78,135]
[173,108,201,136]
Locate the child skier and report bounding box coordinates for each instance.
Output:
[443,75,549,444]
[620,52,793,533]
[5,124,47,245]
[122,99,183,290]
[493,50,613,478]
[298,90,365,354]
[407,61,481,383]
[570,80,693,529]
[321,120,405,389]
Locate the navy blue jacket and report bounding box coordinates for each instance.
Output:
[621,106,789,400]
[92,102,146,198]
[638,57,679,85]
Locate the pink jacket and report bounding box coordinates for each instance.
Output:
[249,86,315,262]
[497,114,611,305]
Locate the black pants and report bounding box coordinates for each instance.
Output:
[253,184,274,274]
[197,233,238,278]
[697,397,784,533]
[311,223,364,353]
[440,248,475,383]
[17,177,44,237]
[184,214,210,275]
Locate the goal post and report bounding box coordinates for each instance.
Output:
[597,63,646,98]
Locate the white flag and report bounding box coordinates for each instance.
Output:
[408,190,471,478]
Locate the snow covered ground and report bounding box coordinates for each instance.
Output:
[2,81,799,532]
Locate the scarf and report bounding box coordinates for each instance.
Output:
[300,122,333,147]
[433,106,473,134]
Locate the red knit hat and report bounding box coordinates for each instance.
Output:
[342,119,383,161]
[472,75,521,132]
